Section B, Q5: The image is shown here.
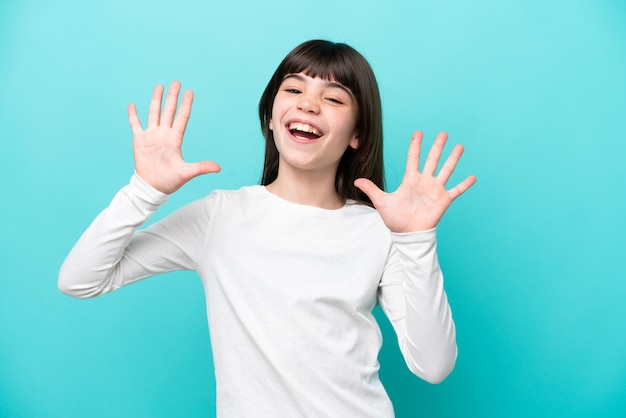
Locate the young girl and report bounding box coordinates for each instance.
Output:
[59,40,476,417]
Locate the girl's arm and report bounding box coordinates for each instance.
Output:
[378,230,456,384]
[58,82,220,297]
[58,176,212,298]
[355,131,475,382]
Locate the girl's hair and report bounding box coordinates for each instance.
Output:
[258,40,385,206]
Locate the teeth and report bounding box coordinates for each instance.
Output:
[288,122,321,137]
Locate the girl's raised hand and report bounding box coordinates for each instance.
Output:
[128,81,221,194]
[354,131,476,233]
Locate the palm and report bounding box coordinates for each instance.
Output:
[128,81,220,194]
[355,131,476,232]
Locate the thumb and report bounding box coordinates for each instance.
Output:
[354,178,385,208]
[183,161,221,181]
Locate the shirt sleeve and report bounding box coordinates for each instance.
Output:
[377,228,457,384]
[58,174,214,298]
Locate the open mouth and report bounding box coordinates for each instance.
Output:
[287,122,323,141]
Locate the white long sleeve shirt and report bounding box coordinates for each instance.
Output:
[58,175,457,418]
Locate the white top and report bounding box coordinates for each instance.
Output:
[58,174,457,418]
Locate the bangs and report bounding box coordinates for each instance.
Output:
[280,43,359,95]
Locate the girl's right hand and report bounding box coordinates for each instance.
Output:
[127,81,221,194]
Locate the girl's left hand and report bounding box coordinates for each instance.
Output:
[354,131,476,233]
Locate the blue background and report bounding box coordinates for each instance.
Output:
[1,0,625,417]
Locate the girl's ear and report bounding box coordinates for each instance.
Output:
[269,119,273,130]
[349,134,359,150]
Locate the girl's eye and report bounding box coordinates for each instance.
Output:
[326,97,344,105]
[285,88,301,94]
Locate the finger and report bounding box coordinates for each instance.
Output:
[404,131,423,176]
[172,90,194,135]
[147,84,164,128]
[448,175,477,201]
[354,178,386,209]
[436,144,464,185]
[160,81,181,127]
[422,132,448,176]
[127,103,143,136]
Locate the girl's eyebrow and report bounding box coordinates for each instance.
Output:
[283,74,354,98]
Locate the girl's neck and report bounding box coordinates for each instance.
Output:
[265,167,344,210]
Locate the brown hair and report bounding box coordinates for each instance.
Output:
[258,40,385,206]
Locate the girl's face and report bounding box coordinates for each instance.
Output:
[269,72,359,176]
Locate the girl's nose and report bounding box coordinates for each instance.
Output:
[297,95,320,114]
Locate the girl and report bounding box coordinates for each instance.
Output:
[59,40,476,417]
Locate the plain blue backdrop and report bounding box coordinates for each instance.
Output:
[1,0,625,417]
